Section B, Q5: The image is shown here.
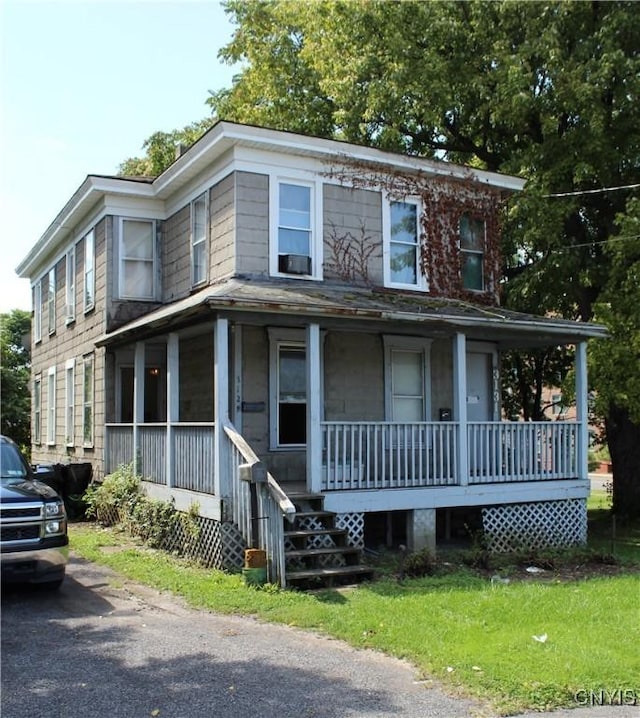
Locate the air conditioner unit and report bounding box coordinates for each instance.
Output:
[279,254,312,275]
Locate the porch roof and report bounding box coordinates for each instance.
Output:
[97,277,607,349]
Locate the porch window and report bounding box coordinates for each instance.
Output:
[65,359,75,447]
[273,180,319,278]
[84,230,95,312]
[33,377,41,444]
[47,267,56,335]
[46,366,56,445]
[119,219,156,300]
[119,366,163,423]
[276,344,306,446]
[33,281,42,343]
[460,214,485,291]
[191,193,208,286]
[83,354,94,447]
[383,197,424,289]
[65,246,76,323]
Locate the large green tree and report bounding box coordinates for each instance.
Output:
[122,0,640,512]
[0,310,31,454]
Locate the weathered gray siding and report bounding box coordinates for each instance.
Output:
[430,339,453,419]
[323,185,383,286]
[234,172,269,277]
[179,334,214,421]
[163,204,191,302]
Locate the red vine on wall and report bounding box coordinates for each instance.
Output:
[324,160,506,305]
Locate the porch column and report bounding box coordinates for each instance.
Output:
[306,322,322,493]
[575,341,589,480]
[133,341,145,477]
[453,333,469,486]
[214,317,229,498]
[166,333,179,488]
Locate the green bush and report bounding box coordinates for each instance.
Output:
[84,464,140,522]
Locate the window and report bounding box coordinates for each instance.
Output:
[33,282,42,343]
[383,198,424,289]
[66,246,76,323]
[273,181,318,277]
[47,366,56,445]
[65,359,75,446]
[84,230,95,311]
[191,193,208,286]
[33,377,42,444]
[269,332,307,447]
[460,214,485,291]
[383,336,432,422]
[82,354,94,447]
[47,267,56,335]
[119,219,156,299]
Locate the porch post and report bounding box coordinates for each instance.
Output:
[453,332,469,486]
[133,341,145,477]
[166,333,179,488]
[575,341,589,480]
[214,317,229,499]
[306,322,322,493]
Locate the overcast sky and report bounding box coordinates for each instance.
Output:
[0,0,237,313]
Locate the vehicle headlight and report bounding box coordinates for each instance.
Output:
[44,501,64,518]
[45,520,63,535]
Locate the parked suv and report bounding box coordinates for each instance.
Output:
[0,436,68,589]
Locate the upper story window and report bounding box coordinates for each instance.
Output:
[460,214,485,291]
[191,193,208,287]
[47,267,56,335]
[65,246,76,323]
[33,281,42,343]
[119,219,157,300]
[84,230,95,312]
[383,197,425,290]
[271,179,320,279]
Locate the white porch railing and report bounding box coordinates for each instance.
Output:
[322,422,458,490]
[222,420,295,588]
[468,421,578,483]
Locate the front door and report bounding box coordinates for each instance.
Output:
[466,351,492,422]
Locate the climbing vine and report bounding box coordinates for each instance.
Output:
[323,220,381,285]
[324,160,506,304]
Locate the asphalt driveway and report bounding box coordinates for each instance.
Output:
[1,555,635,718]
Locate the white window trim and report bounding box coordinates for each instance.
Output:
[65,358,75,447]
[382,195,427,291]
[383,336,432,421]
[33,281,42,344]
[47,267,56,335]
[84,230,95,313]
[46,366,56,446]
[268,328,307,450]
[190,192,209,287]
[33,376,42,445]
[82,353,94,448]
[459,215,486,292]
[66,246,76,324]
[118,217,158,300]
[269,175,323,280]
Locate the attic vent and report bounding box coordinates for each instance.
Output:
[279,254,312,275]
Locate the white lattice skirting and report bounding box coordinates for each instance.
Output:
[336,512,365,548]
[482,499,587,553]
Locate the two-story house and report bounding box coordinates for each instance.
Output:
[17,122,607,586]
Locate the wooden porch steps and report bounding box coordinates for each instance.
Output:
[284,491,374,589]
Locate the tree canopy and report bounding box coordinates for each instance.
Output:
[1,310,31,454]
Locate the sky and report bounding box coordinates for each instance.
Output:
[0,0,238,313]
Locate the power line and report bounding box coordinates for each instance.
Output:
[543,183,640,198]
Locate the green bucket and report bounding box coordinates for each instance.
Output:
[242,566,267,587]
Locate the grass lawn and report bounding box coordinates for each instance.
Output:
[69,508,640,716]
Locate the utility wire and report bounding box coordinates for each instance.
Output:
[543,183,640,198]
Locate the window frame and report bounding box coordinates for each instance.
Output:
[65,358,75,447]
[118,218,157,301]
[459,214,485,292]
[382,195,426,291]
[270,177,322,280]
[82,353,94,448]
[383,336,432,422]
[46,366,56,446]
[47,267,56,335]
[33,376,42,445]
[65,246,76,324]
[84,230,95,313]
[33,281,42,343]
[190,192,209,287]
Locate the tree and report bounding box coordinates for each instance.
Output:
[0,310,31,453]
